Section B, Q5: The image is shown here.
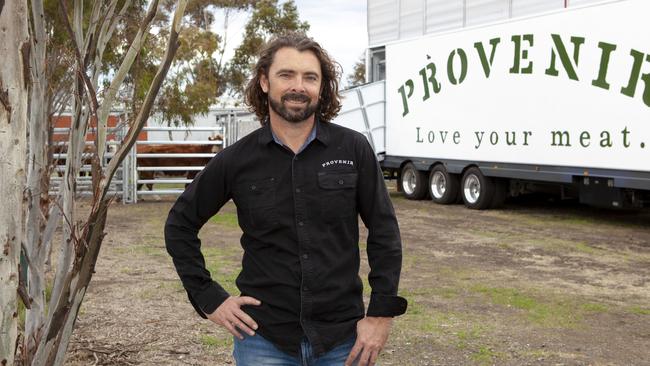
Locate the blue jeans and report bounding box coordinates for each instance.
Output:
[233,333,357,366]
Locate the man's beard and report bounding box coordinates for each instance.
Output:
[268,92,319,123]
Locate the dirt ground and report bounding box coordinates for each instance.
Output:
[64,186,650,366]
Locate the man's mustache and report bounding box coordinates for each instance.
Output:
[281,93,311,103]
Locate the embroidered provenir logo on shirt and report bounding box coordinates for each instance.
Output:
[321,159,354,168]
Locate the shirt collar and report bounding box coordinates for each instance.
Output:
[258,118,330,148]
[271,123,317,154]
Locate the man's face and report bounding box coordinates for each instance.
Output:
[260,47,322,124]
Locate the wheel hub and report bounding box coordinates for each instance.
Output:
[431,171,447,199]
[463,174,481,204]
[402,170,416,195]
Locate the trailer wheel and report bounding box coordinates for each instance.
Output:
[429,165,460,204]
[461,167,495,210]
[401,163,428,200]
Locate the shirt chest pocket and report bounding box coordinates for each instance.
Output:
[234,177,278,230]
[317,172,358,221]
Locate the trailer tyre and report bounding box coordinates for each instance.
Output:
[429,165,460,204]
[401,163,428,200]
[461,167,495,210]
[490,178,508,209]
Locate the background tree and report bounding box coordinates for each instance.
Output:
[109,0,309,127]
[347,54,366,87]
[226,0,309,97]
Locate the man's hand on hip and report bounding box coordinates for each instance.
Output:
[345,316,393,366]
[206,296,261,340]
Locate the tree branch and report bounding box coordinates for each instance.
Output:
[99,0,187,199]
[95,0,159,162]
[57,0,99,118]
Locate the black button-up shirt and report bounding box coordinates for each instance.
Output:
[165,120,407,357]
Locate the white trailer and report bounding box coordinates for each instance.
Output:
[334,0,650,209]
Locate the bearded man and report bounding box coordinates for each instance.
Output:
[165,33,407,366]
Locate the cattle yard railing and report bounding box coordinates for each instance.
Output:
[216,109,259,148]
[130,126,224,203]
[49,108,258,204]
[49,126,126,199]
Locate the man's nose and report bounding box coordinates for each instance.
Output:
[290,77,306,93]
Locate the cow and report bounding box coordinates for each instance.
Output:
[50,143,98,177]
[136,134,223,192]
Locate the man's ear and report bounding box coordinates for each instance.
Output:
[260,73,269,93]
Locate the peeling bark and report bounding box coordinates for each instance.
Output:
[23,0,52,362]
[0,0,29,364]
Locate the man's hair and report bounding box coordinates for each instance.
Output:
[244,32,342,124]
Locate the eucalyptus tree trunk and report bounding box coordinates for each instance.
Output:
[28,1,188,364]
[0,0,30,364]
[23,0,51,361]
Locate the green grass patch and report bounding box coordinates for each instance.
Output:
[209,212,239,228]
[434,286,460,299]
[17,283,54,329]
[139,287,159,300]
[471,346,499,365]
[361,276,371,296]
[629,306,650,315]
[202,245,242,260]
[204,246,242,295]
[456,326,482,349]
[399,295,470,335]
[581,302,608,313]
[415,309,458,334]
[160,280,184,292]
[498,242,513,250]
[572,242,599,255]
[471,285,579,328]
[404,286,460,300]
[200,334,232,348]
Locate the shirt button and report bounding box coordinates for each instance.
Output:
[251,185,256,190]
[296,188,301,193]
[302,254,308,259]
[338,179,344,184]
[298,221,304,226]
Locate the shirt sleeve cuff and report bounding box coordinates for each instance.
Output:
[366,293,408,317]
[187,282,230,319]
